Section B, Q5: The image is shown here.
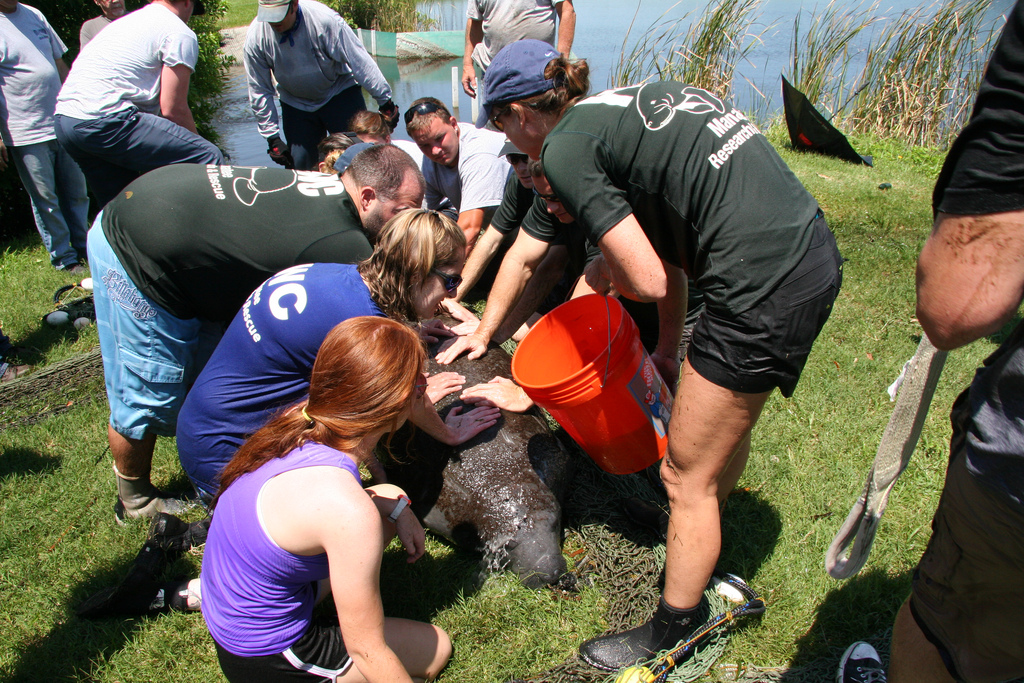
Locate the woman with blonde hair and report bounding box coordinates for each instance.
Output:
[177,209,497,502]
[202,316,452,681]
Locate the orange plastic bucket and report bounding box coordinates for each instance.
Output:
[511,295,673,475]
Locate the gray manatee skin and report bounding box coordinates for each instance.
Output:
[383,331,574,588]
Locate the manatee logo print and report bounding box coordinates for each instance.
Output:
[635,83,726,130]
[232,168,298,206]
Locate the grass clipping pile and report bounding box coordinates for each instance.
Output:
[0,348,104,430]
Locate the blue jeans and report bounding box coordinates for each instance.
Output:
[55,107,224,209]
[10,140,90,269]
[88,217,223,439]
[281,86,366,171]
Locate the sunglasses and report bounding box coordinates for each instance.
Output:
[535,189,561,203]
[506,153,529,165]
[490,104,510,131]
[413,372,428,399]
[404,101,443,126]
[432,269,463,296]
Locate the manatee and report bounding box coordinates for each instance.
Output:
[383,331,574,589]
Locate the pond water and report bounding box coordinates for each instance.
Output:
[214,0,1013,166]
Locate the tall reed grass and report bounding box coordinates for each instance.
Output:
[613,0,1005,148]
[612,0,764,99]
[329,0,421,31]
[842,0,998,147]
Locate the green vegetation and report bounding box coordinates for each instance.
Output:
[615,0,1003,148]
[0,129,1008,681]
[219,0,257,28]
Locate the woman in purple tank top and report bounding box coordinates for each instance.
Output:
[202,315,494,682]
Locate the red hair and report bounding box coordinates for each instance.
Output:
[214,317,424,503]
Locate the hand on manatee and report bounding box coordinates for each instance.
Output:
[426,371,464,404]
[418,318,455,344]
[461,376,534,413]
[450,319,480,336]
[439,298,479,324]
[435,333,488,365]
[443,404,500,444]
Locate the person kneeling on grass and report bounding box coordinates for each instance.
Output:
[202,316,457,682]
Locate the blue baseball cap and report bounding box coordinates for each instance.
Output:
[335,142,375,175]
[476,40,560,129]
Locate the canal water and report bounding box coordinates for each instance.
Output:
[214,0,1013,166]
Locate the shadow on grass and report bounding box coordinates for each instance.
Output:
[4,556,165,682]
[380,542,483,622]
[780,566,911,679]
[720,488,784,581]
[0,446,61,478]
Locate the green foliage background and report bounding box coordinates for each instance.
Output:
[0,0,229,241]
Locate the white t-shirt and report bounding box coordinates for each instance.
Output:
[422,122,509,214]
[467,0,558,71]
[56,2,198,120]
[0,4,67,146]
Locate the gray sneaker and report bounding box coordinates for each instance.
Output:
[838,642,887,683]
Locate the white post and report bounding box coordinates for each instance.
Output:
[371,30,377,57]
[471,94,479,126]
[452,66,459,114]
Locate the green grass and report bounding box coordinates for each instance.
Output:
[0,130,1009,681]
[219,0,256,29]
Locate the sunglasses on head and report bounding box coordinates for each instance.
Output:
[404,101,443,126]
[432,269,463,296]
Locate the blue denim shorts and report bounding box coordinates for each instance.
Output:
[88,217,221,439]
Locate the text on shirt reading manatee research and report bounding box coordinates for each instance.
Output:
[706,109,760,170]
[243,264,312,343]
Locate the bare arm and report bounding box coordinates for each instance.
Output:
[56,57,70,82]
[462,18,483,97]
[436,230,551,363]
[159,63,197,133]
[457,208,487,248]
[494,244,569,340]
[916,210,1024,350]
[555,0,576,56]
[457,226,504,297]
[586,214,667,301]
[326,502,414,682]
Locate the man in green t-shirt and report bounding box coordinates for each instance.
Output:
[87,145,424,523]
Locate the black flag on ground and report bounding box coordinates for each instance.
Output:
[782,76,872,166]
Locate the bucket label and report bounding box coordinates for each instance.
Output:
[627,353,673,438]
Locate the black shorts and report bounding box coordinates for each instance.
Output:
[687,214,842,397]
[909,390,1024,683]
[215,620,352,682]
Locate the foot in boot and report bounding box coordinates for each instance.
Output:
[114,490,191,525]
[579,597,707,671]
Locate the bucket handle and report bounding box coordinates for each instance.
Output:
[601,295,611,389]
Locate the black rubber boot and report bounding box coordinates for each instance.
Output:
[578,597,708,671]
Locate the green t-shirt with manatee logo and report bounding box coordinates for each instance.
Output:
[540,82,820,315]
[102,164,373,322]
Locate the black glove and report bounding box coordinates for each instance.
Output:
[267,135,294,169]
[379,100,400,130]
